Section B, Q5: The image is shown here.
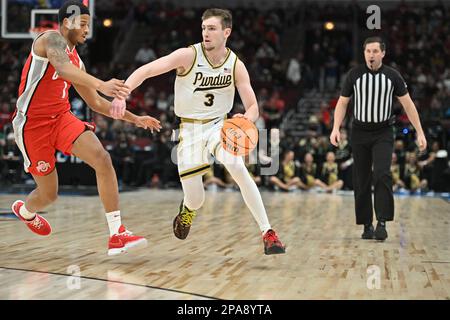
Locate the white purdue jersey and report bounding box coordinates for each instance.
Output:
[174,43,238,120]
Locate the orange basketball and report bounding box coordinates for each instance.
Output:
[221,117,258,156]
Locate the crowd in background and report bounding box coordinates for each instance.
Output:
[1,1,449,193]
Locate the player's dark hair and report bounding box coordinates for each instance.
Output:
[363,36,385,51]
[202,8,232,29]
[58,0,90,24]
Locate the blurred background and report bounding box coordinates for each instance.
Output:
[0,0,449,195]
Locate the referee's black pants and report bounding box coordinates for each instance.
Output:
[351,122,394,225]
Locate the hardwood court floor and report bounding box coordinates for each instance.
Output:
[0,190,449,300]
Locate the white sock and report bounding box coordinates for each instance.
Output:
[105,211,122,236]
[180,175,205,210]
[217,147,272,233]
[19,204,36,220]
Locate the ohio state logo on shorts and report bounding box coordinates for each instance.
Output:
[36,161,51,173]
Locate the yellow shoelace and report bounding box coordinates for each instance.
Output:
[180,208,196,226]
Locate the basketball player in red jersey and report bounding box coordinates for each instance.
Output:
[11,0,161,256]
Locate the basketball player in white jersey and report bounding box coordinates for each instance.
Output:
[111,8,285,255]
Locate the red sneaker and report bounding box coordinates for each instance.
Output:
[11,200,52,236]
[263,229,285,255]
[108,225,148,256]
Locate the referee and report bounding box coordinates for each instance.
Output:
[330,37,427,241]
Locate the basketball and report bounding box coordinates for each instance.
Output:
[221,117,258,156]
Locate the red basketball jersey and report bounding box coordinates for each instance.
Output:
[17,31,83,118]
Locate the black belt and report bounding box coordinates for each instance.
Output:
[352,117,395,131]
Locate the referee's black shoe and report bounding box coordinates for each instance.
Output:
[375,221,388,241]
[361,224,375,239]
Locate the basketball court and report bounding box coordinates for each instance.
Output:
[1,190,449,299]
[1,0,449,302]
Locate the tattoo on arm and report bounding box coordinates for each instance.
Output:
[46,32,70,67]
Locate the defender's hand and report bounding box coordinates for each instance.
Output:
[134,116,162,133]
[99,79,130,99]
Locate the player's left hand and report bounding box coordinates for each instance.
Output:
[416,133,427,152]
[134,116,162,133]
[233,113,258,122]
[110,98,126,119]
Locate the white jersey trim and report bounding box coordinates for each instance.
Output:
[30,30,60,61]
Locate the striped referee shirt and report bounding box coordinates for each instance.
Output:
[341,64,408,123]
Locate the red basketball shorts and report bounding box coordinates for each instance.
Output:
[12,110,95,176]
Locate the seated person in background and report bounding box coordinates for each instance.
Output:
[269,150,306,191]
[335,129,353,190]
[391,153,406,192]
[299,152,318,190]
[404,152,428,193]
[315,151,344,192]
[418,140,440,184]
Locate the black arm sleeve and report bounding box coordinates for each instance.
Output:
[392,70,408,97]
[340,68,354,97]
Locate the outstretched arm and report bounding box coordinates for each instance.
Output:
[110,47,195,119]
[43,32,129,99]
[125,47,195,90]
[234,59,259,123]
[73,81,161,132]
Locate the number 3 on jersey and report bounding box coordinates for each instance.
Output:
[204,93,214,107]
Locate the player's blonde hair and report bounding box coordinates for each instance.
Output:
[202,8,232,30]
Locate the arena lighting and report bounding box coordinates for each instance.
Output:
[324,21,335,30]
[103,19,113,27]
